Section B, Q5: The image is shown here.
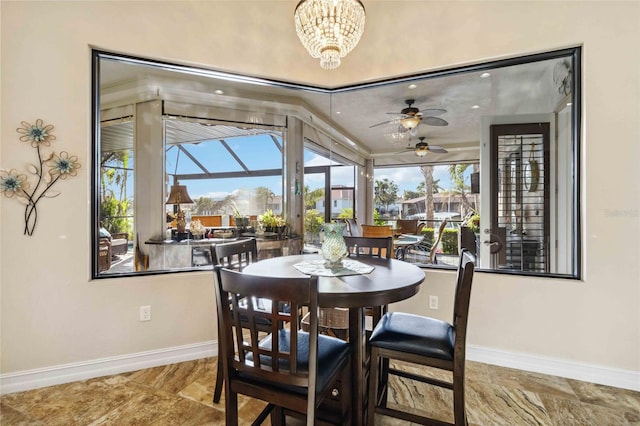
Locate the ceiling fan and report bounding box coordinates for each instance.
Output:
[397,137,448,157]
[370,99,449,131]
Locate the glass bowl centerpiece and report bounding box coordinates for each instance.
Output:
[321,222,348,269]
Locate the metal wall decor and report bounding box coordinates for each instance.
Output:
[0,119,80,235]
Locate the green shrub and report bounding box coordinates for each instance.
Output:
[420,227,434,243]
[338,208,353,219]
[373,209,386,225]
[441,229,459,254]
[100,195,131,238]
[304,209,324,234]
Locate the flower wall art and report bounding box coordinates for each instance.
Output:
[0,119,80,235]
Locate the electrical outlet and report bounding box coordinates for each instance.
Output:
[139,305,151,321]
[429,295,438,310]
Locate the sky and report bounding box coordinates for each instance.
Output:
[107,134,464,203]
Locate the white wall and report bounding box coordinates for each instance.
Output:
[2,1,639,390]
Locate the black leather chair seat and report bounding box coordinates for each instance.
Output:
[243,329,350,394]
[370,312,454,361]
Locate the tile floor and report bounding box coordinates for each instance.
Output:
[1,357,639,425]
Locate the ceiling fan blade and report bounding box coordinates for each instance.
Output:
[422,116,449,126]
[419,108,447,117]
[369,119,394,128]
[428,145,448,153]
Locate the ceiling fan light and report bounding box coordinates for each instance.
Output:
[294,0,366,70]
[400,116,421,129]
[415,148,428,157]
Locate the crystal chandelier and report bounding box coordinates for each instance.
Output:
[294,0,366,70]
[383,119,408,143]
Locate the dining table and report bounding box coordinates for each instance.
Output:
[243,253,425,425]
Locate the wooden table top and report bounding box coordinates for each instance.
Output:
[243,254,425,308]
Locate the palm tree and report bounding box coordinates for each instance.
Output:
[420,165,435,223]
[255,186,275,211]
[374,178,399,214]
[448,164,472,215]
[417,178,443,195]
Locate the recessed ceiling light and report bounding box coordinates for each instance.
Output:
[214,89,224,95]
[566,102,573,106]
[472,105,480,109]
[336,111,341,114]
[480,72,491,78]
[408,84,417,90]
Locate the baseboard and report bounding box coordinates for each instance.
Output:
[2,341,638,395]
[0,341,217,395]
[467,344,640,392]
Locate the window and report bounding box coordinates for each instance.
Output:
[93,47,580,279]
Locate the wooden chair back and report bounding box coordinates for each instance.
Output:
[361,224,393,238]
[396,219,418,235]
[215,268,315,386]
[211,238,257,271]
[452,249,476,359]
[209,237,260,405]
[214,268,350,423]
[344,236,393,259]
[345,218,362,237]
[361,225,394,259]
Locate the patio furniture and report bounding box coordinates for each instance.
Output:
[361,224,393,238]
[109,232,129,257]
[395,219,419,235]
[98,237,111,272]
[214,267,352,425]
[407,219,448,264]
[367,249,475,426]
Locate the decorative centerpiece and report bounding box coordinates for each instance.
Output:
[321,222,348,269]
[190,219,205,239]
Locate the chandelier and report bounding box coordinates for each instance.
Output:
[294,0,366,70]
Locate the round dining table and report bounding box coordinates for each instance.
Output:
[243,253,425,425]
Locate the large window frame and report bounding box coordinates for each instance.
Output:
[92,47,581,279]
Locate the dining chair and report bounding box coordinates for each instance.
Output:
[345,218,362,237]
[210,238,261,404]
[344,235,393,332]
[367,249,475,426]
[214,267,352,426]
[361,224,393,238]
[344,235,393,260]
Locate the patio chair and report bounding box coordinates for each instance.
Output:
[395,219,419,235]
[408,219,448,264]
[214,267,351,425]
